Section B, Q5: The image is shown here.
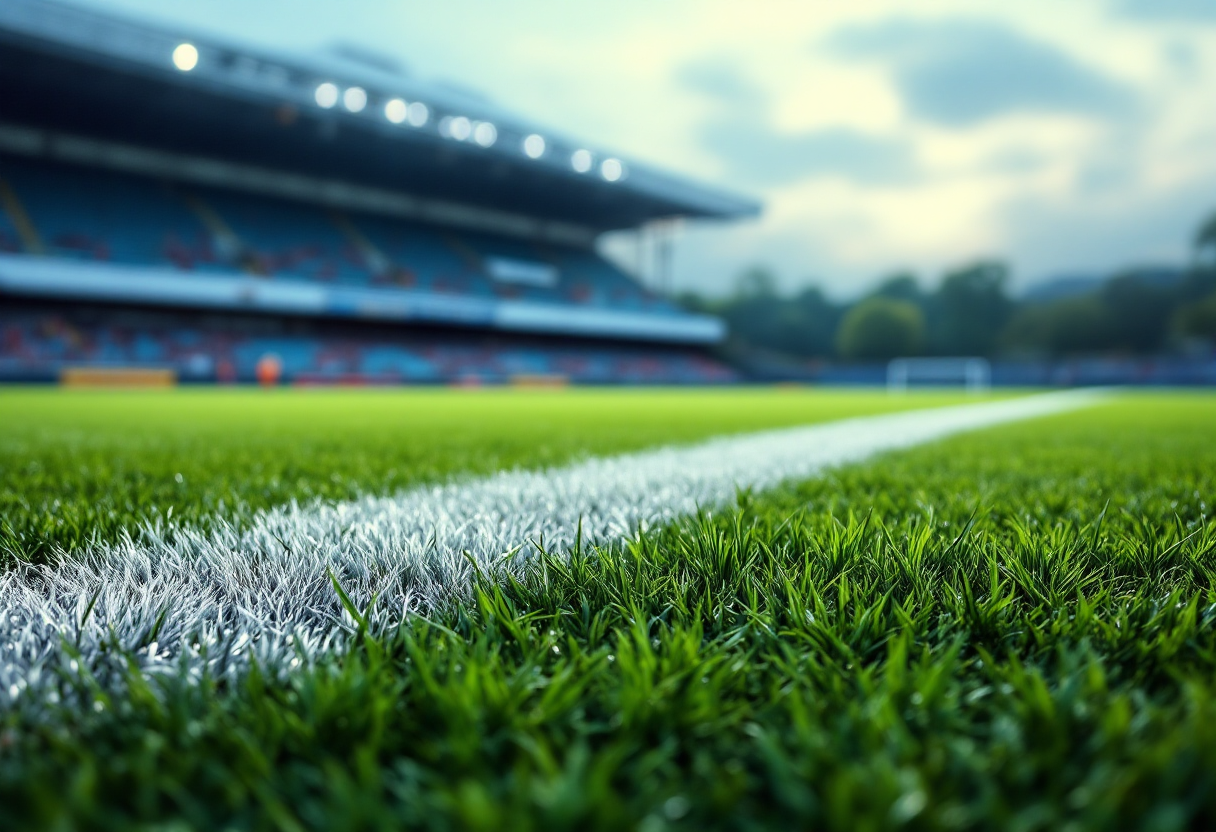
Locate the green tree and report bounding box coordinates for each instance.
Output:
[712,267,843,359]
[1100,270,1178,353]
[1195,210,1216,263]
[1001,296,1117,356]
[721,297,784,351]
[733,266,778,300]
[835,297,924,361]
[719,266,782,350]
[775,286,842,357]
[871,272,923,305]
[1172,290,1216,344]
[674,291,711,314]
[928,261,1013,355]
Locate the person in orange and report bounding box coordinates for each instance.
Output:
[255,353,282,386]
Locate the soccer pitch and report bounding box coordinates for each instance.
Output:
[2,387,1215,830]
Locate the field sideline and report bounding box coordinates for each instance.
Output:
[0,387,1009,561]
[2,387,1216,830]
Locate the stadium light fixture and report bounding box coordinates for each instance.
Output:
[385,98,407,124]
[600,158,624,182]
[343,87,368,113]
[473,122,497,147]
[314,82,339,109]
[406,102,429,127]
[172,43,199,72]
[523,134,546,159]
[450,116,472,141]
[571,149,593,174]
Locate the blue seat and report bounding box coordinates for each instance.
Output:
[200,191,372,285]
[350,214,489,295]
[1,156,213,267]
[0,154,697,322]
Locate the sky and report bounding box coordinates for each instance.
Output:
[71,0,1216,297]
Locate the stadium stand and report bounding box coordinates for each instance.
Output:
[0,153,688,313]
[0,0,759,385]
[0,197,23,254]
[1,304,736,385]
[1,155,208,267]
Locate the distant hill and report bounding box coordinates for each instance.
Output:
[1118,265,1187,289]
[1021,266,1186,303]
[1020,275,1104,302]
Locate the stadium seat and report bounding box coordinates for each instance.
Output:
[0,155,216,268]
[0,154,686,319]
[0,309,737,385]
[197,190,372,284]
[350,214,489,295]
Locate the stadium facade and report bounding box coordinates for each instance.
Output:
[0,0,760,385]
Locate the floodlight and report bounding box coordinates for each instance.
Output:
[571,149,593,173]
[172,43,199,72]
[473,122,497,147]
[407,102,429,126]
[343,87,367,113]
[315,82,339,109]
[450,116,472,141]
[601,158,624,182]
[385,98,407,124]
[523,134,546,159]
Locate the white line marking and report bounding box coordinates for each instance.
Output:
[0,391,1103,699]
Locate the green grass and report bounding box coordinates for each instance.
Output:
[3,391,1216,830]
[0,387,992,562]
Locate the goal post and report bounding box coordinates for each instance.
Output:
[887,357,991,393]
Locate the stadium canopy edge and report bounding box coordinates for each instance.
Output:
[0,0,762,235]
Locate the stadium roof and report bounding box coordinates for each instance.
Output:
[0,0,761,234]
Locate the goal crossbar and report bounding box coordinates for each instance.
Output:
[887,357,991,392]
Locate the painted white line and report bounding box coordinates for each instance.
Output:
[0,390,1103,699]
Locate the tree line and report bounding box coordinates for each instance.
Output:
[680,212,1216,361]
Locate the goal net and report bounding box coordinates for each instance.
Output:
[887,357,991,392]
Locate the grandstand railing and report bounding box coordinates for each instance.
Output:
[0,254,725,344]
